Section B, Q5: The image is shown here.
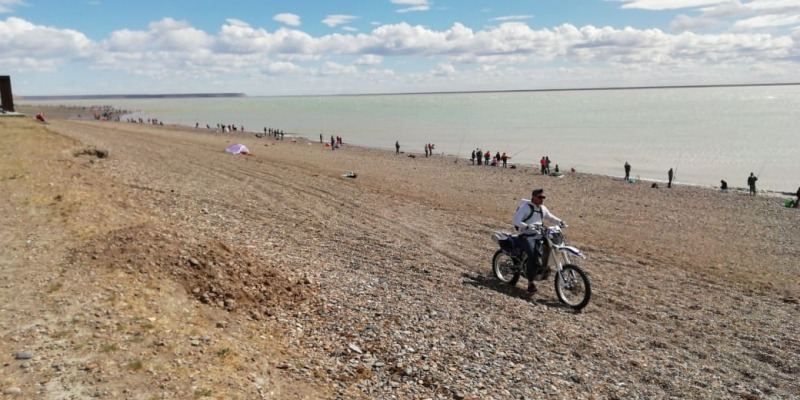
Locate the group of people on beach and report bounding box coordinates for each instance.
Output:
[329,135,344,150]
[470,149,509,167]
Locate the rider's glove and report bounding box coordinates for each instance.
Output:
[559,221,567,228]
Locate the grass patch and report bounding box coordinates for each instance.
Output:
[216,348,232,357]
[141,323,155,330]
[100,343,119,352]
[195,389,213,397]
[126,359,144,372]
[130,334,145,343]
[46,283,63,293]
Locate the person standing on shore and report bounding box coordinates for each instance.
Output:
[624,162,631,181]
[470,150,476,165]
[668,168,674,188]
[424,144,429,157]
[331,135,335,150]
[484,150,490,166]
[501,152,508,168]
[396,141,400,154]
[476,149,482,165]
[320,133,323,143]
[720,180,728,193]
[794,186,799,207]
[540,157,547,175]
[747,173,757,195]
[545,156,551,174]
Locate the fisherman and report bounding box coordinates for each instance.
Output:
[471,150,476,165]
[484,151,490,166]
[668,168,674,188]
[540,157,547,175]
[331,135,335,150]
[396,141,400,154]
[425,144,429,157]
[476,149,482,165]
[720,180,728,193]
[747,173,757,196]
[501,152,508,168]
[624,162,631,181]
[545,156,551,174]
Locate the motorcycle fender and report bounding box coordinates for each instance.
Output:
[555,245,586,259]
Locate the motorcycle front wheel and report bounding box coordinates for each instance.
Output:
[492,250,520,284]
[554,264,591,311]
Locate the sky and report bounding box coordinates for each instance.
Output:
[2,0,800,96]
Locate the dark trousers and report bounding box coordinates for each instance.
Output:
[625,170,630,180]
[668,177,672,188]
[518,234,542,280]
[749,185,756,195]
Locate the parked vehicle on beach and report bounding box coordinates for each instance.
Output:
[491,224,591,310]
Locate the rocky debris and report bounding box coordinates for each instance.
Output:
[73,147,109,159]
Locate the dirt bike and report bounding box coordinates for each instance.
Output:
[491,224,591,310]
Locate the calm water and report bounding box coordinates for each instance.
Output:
[32,86,800,192]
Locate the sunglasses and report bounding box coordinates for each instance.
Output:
[535,196,546,199]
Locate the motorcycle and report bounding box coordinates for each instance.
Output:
[491,224,592,310]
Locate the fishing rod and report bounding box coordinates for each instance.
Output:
[455,131,467,164]
[510,146,530,158]
[757,160,768,178]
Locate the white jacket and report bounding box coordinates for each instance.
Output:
[512,199,563,232]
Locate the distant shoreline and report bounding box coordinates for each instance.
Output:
[17,82,800,101]
[18,93,246,101]
[252,82,800,98]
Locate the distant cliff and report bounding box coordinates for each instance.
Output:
[19,93,246,100]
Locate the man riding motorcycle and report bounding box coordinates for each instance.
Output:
[511,188,566,294]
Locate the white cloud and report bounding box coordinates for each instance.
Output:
[322,15,357,28]
[273,13,301,27]
[354,54,383,65]
[608,0,728,11]
[5,16,800,93]
[490,15,534,22]
[0,17,94,71]
[391,0,431,13]
[342,26,358,32]
[0,0,25,13]
[371,21,382,26]
[320,61,357,75]
[432,63,456,76]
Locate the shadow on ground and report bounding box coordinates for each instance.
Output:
[461,272,574,311]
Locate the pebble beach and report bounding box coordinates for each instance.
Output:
[1,112,798,399]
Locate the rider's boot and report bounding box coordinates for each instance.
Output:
[526,281,538,294]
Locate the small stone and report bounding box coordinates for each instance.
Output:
[20,361,31,369]
[454,392,465,400]
[190,340,201,347]
[188,258,200,267]
[85,363,98,371]
[216,322,227,329]
[348,343,363,354]
[4,387,22,395]
[16,351,33,360]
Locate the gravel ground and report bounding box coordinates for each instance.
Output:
[4,117,798,399]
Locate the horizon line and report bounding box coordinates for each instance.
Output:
[18,82,800,100]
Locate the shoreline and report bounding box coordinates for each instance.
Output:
[17,103,800,197]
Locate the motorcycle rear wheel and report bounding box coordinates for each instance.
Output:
[554,264,591,311]
[492,250,520,284]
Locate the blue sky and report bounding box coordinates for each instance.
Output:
[3,0,800,96]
